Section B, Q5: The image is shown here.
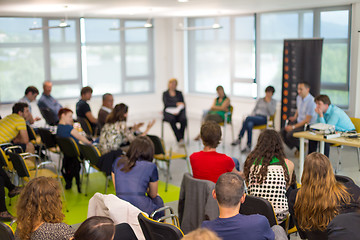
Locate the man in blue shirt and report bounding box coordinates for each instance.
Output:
[202,172,275,240]
[308,94,355,157]
[38,81,63,123]
[281,82,317,153]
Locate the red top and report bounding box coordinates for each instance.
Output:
[190,151,235,183]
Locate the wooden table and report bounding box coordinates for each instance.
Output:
[293,131,360,180]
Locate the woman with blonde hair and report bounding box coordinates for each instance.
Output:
[15,177,74,240]
[289,152,360,239]
[162,78,187,143]
[182,228,221,240]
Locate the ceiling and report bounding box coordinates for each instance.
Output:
[0,0,358,18]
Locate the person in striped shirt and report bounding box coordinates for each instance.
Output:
[0,102,34,153]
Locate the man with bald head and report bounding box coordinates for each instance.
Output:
[98,93,114,131]
[38,81,63,122]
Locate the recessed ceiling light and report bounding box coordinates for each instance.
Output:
[178,0,189,2]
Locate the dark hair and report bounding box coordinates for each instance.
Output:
[201,121,221,148]
[314,94,331,105]
[216,85,226,98]
[12,102,29,114]
[243,129,289,184]
[73,216,115,240]
[117,136,154,172]
[106,103,128,124]
[58,108,73,120]
[215,173,244,207]
[298,81,310,89]
[81,86,93,96]
[25,86,39,95]
[102,93,112,101]
[265,86,275,94]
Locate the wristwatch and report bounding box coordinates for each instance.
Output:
[292,125,295,130]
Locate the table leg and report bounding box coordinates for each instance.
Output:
[299,137,305,182]
[319,141,325,154]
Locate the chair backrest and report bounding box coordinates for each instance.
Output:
[77,117,93,136]
[350,117,360,133]
[239,194,278,227]
[0,222,15,240]
[7,152,30,178]
[79,144,101,166]
[226,105,233,124]
[147,135,165,155]
[38,128,57,149]
[56,136,81,159]
[138,212,184,240]
[39,108,58,126]
[0,148,9,168]
[26,125,37,142]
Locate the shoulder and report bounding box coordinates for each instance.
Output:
[244,214,270,226]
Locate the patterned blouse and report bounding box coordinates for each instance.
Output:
[248,157,289,222]
[15,222,75,240]
[98,121,137,154]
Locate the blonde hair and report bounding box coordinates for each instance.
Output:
[182,228,221,240]
[168,78,178,89]
[294,153,351,231]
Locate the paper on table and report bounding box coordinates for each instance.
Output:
[165,105,184,115]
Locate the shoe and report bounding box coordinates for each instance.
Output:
[177,139,185,147]
[0,211,15,222]
[294,149,300,158]
[241,146,251,153]
[231,139,241,146]
[8,186,23,198]
[77,185,82,193]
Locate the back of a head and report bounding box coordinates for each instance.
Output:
[81,86,93,96]
[314,94,331,105]
[106,103,128,124]
[12,102,28,114]
[301,152,335,186]
[182,228,221,240]
[201,121,221,148]
[25,86,39,95]
[73,216,115,240]
[215,173,244,207]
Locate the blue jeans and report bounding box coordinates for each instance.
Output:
[239,115,267,147]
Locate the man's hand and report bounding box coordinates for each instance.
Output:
[34,116,41,121]
[288,116,296,122]
[315,107,323,118]
[285,125,295,132]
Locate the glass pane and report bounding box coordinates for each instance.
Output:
[50,46,78,80]
[233,82,257,98]
[321,43,347,84]
[86,45,121,94]
[0,47,44,102]
[320,89,348,107]
[49,19,76,43]
[302,12,313,38]
[84,18,120,42]
[0,17,43,43]
[235,16,255,40]
[125,21,148,42]
[260,13,299,40]
[126,44,148,76]
[125,80,150,93]
[320,10,349,39]
[234,41,255,79]
[51,84,81,99]
[191,18,229,41]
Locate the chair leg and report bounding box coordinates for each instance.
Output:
[165,161,170,192]
[335,146,341,174]
[85,163,90,196]
[161,120,164,140]
[231,123,234,142]
[186,125,190,145]
[357,148,360,171]
[105,175,111,194]
[185,157,191,174]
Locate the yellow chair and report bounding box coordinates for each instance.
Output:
[253,114,275,130]
[350,117,360,171]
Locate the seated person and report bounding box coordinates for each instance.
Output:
[38,81,63,123]
[15,177,75,240]
[231,86,276,152]
[201,172,275,240]
[163,78,187,143]
[19,86,41,124]
[309,94,355,157]
[243,129,294,223]
[327,211,360,240]
[98,93,114,132]
[289,152,360,239]
[182,228,221,240]
[0,168,22,221]
[0,102,34,153]
[71,216,115,240]
[76,86,98,134]
[190,121,242,183]
[112,136,164,219]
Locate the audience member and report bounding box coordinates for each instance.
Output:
[289,152,360,239]
[162,78,187,143]
[231,86,276,152]
[15,177,75,240]
[71,216,115,240]
[308,94,355,157]
[98,93,114,131]
[99,103,155,154]
[76,86,98,133]
[190,121,242,183]
[37,81,63,123]
[0,102,34,153]
[182,228,221,240]
[201,172,275,240]
[244,129,294,223]
[19,86,41,124]
[112,136,164,219]
[281,82,317,153]
[327,211,360,240]
[57,108,91,192]
[0,168,22,221]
